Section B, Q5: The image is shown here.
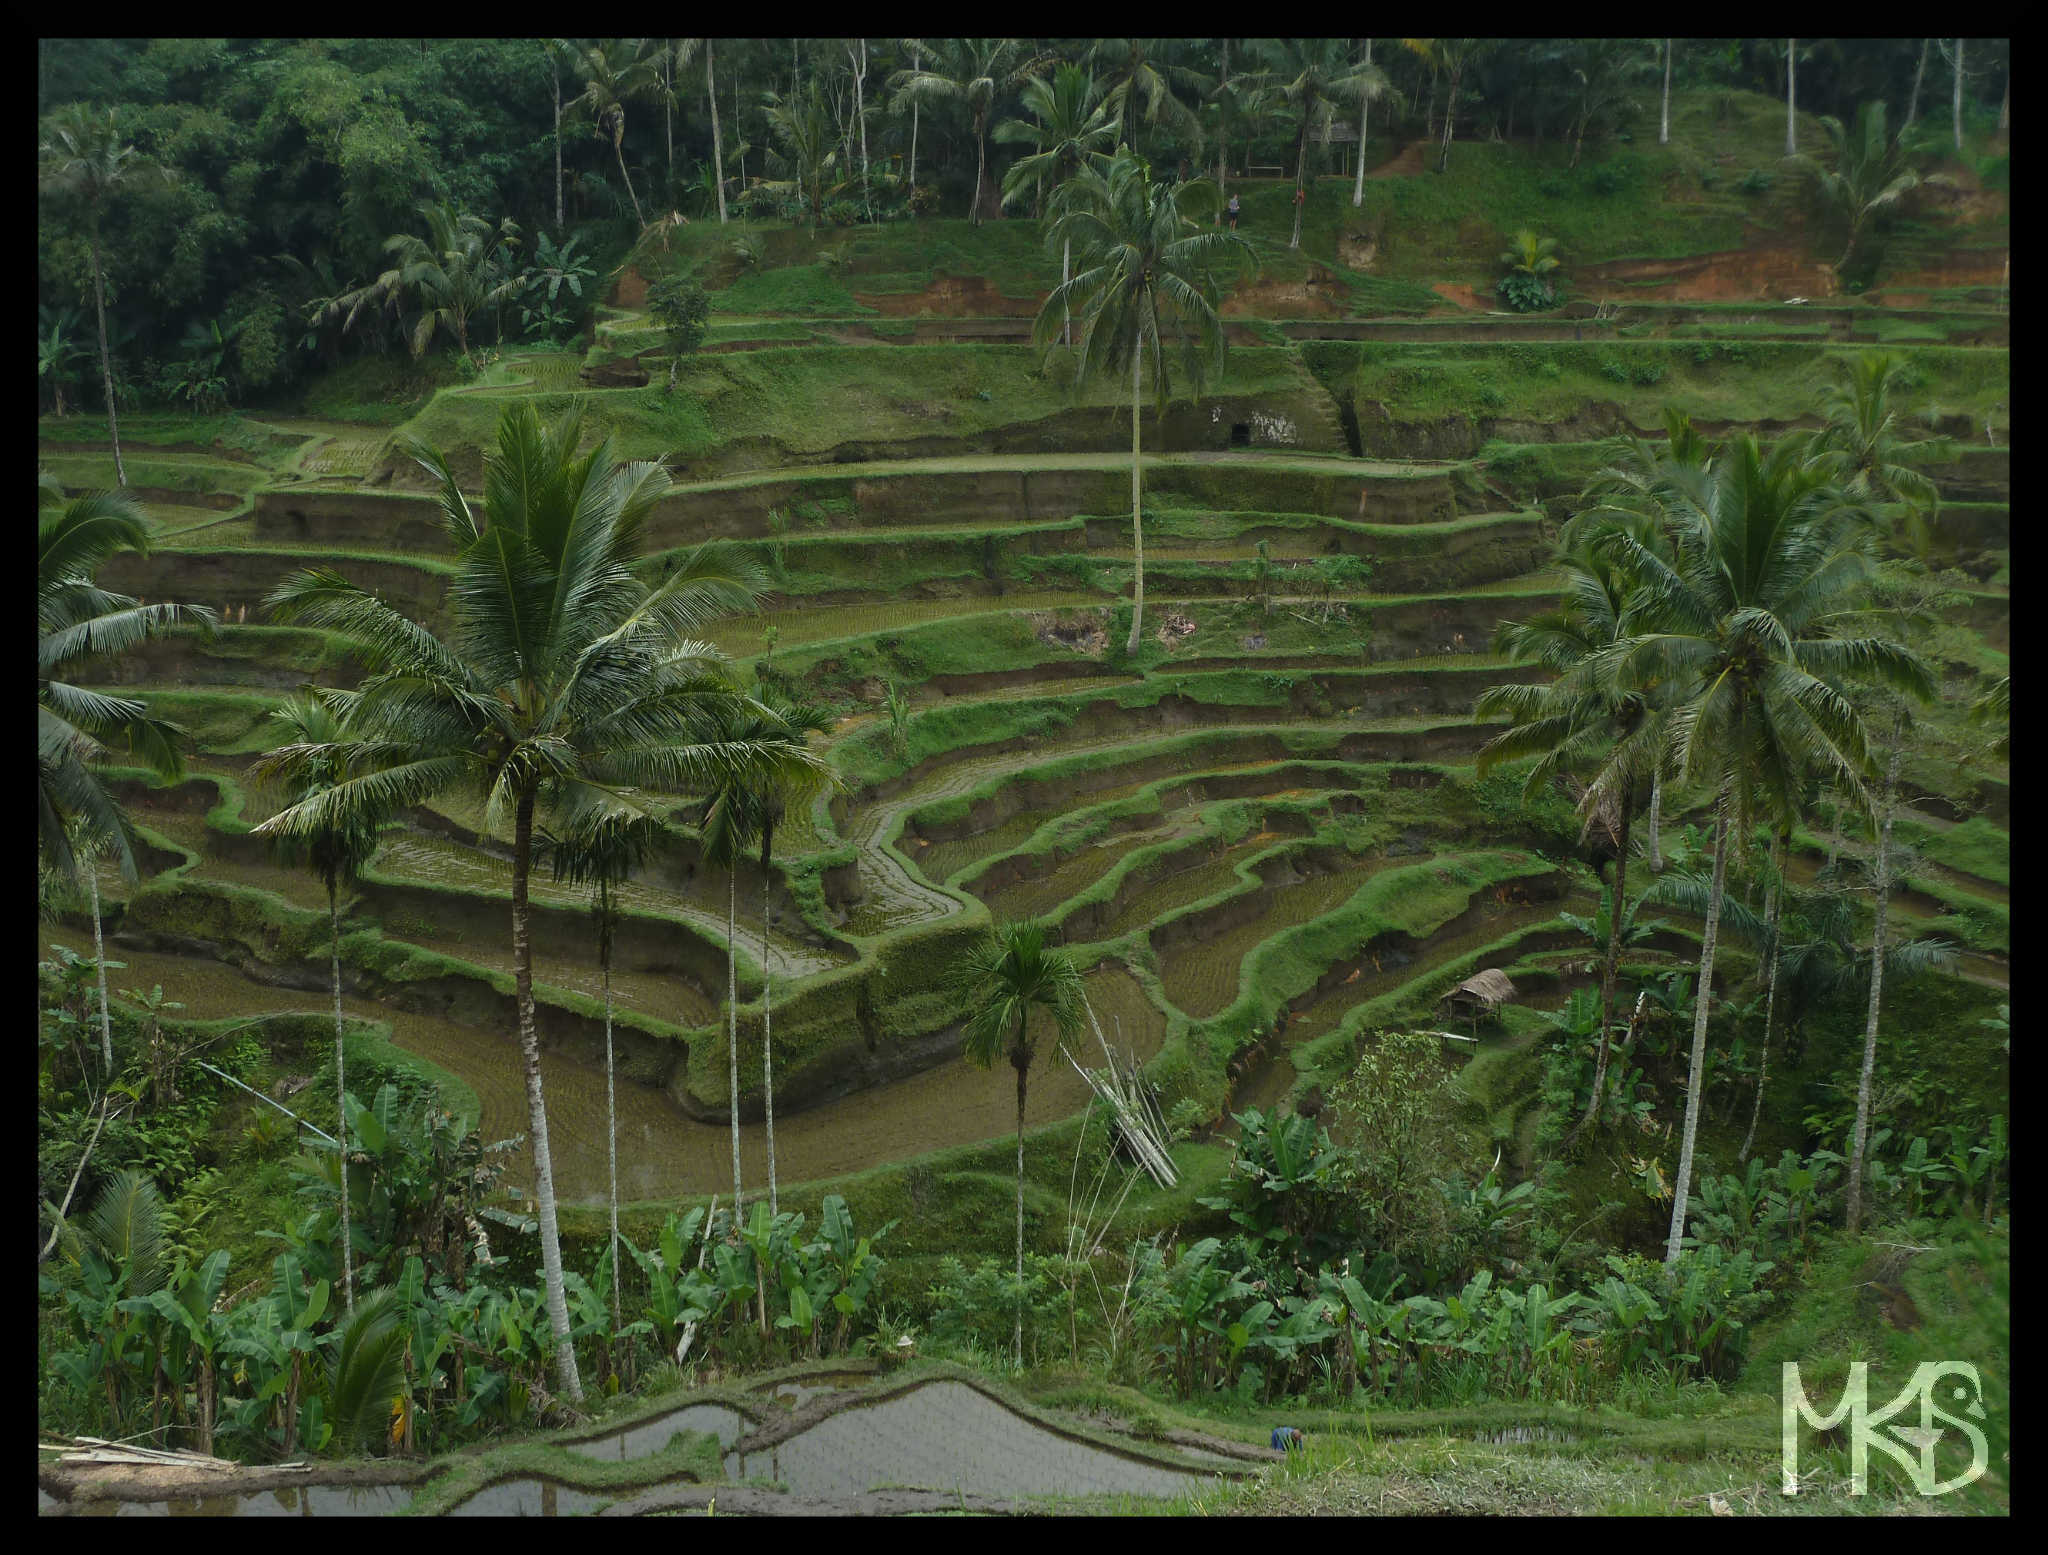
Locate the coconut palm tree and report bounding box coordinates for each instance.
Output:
[1039,149,1254,657]
[1206,54,1280,218]
[253,695,387,1313]
[332,203,524,364]
[1787,102,1922,275]
[1584,434,1935,1267]
[1795,352,1953,547]
[1088,39,1203,162]
[668,41,728,224]
[1476,542,1658,1142]
[38,476,214,886]
[254,402,824,1403]
[698,714,762,1218]
[39,107,168,487]
[890,39,1050,225]
[761,85,842,233]
[562,38,666,228]
[1260,38,1390,249]
[954,920,1085,1366]
[1404,38,1493,173]
[548,809,661,1340]
[996,64,1116,346]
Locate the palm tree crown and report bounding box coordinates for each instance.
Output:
[39,477,214,880]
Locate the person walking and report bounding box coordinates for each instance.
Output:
[1227,192,1241,229]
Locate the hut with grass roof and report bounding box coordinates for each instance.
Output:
[1441,969,1518,1039]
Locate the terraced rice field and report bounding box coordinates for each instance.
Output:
[47,312,2008,1208]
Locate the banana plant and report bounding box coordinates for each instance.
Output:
[220,1252,330,1456]
[1897,1135,1955,1218]
[120,1248,232,1453]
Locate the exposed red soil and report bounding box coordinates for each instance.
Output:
[1221,271,1345,318]
[1578,243,1841,302]
[1431,282,1487,311]
[610,266,649,308]
[853,271,1043,318]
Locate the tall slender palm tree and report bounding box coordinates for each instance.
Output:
[562,38,666,228]
[254,402,824,1402]
[548,810,660,1341]
[39,476,213,886]
[1585,435,1934,1267]
[1206,55,1279,218]
[747,690,833,1216]
[761,86,841,233]
[1039,149,1254,656]
[954,920,1085,1366]
[1260,38,1389,249]
[254,696,386,1313]
[699,717,762,1218]
[39,108,168,488]
[891,39,1050,225]
[1403,39,1492,173]
[1475,543,1656,1142]
[996,64,1116,346]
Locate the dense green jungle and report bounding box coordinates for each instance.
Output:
[38,37,2009,1517]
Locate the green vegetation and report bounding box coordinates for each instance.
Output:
[40,37,2004,1517]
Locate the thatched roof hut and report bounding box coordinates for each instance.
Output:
[1441,970,1518,1034]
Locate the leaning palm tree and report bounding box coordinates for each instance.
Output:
[253,695,387,1314]
[39,476,214,885]
[1259,38,1390,249]
[39,107,168,487]
[891,39,1051,225]
[561,39,666,228]
[995,63,1116,346]
[254,402,824,1403]
[1585,434,1935,1267]
[548,809,661,1342]
[1475,543,1657,1143]
[1786,101,1922,275]
[954,920,1085,1367]
[1039,149,1254,657]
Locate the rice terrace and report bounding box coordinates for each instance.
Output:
[38,37,2007,1517]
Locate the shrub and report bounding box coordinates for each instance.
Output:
[1737,168,1776,196]
[1631,360,1665,387]
[1598,355,1629,384]
[1496,273,1558,313]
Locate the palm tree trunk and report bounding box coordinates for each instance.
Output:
[87,857,114,1070]
[1647,768,1664,871]
[972,119,989,227]
[1013,1045,1028,1368]
[1437,71,1461,173]
[761,831,779,1218]
[1660,40,1672,145]
[1353,39,1374,205]
[1739,830,1786,1164]
[1665,783,1731,1269]
[707,42,728,224]
[614,122,646,227]
[909,43,920,194]
[330,879,354,1313]
[553,61,564,233]
[664,43,674,173]
[512,786,583,1402]
[1289,123,1307,250]
[1952,38,1965,152]
[1574,788,1633,1140]
[726,866,742,1210]
[1786,41,1798,157]
[1061,237,1071,348]
[603,920,620,1336]
[1126,331,1146,656]
[88,229,126,488]
[1846,734,1902,1234]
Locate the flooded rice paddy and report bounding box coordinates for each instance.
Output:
[447,1479,614,1516]
[50,937,1163,1203]
[567,1402,753,1460]
[720,1380,1207,1501]
[66,1484,414,1517]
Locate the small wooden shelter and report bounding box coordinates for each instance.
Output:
[1441,969,1518,1039]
